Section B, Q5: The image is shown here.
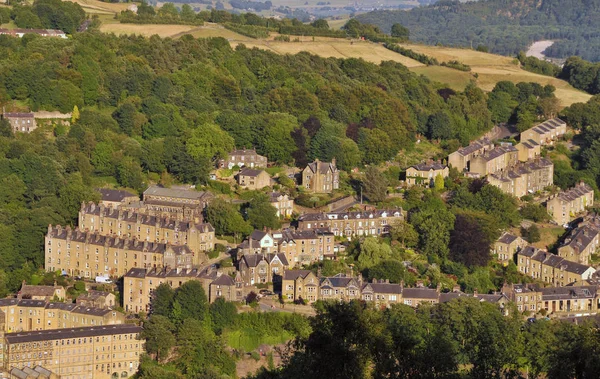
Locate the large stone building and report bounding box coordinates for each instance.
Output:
[405,162,449,187]
[219,148,268,169]
[487,158,554,198]
[469,144,518,176]
[269,192,294,218]
[141,185,213,219]
[123,267,242,314]
[282,270,319,303]
[237,168,271,190]
[448,137,493,172]
[0,299,124,333]
[517,246,596,286]
[78,203,215,253]
[547,182,594,226]
[557,215,600,265]
[515,139,541,162]
[297,209,403,238]
[1,112,37,133]
[492,232,527,265]
[238,253,288,287]
[520,118,567,146]
[2,324,143,379]
[275,229,335,266]
[45,226,203,278]
[501,283,542,314]
[97,189,139,208]
[302,159,339,193]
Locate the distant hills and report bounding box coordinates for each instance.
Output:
[355,0,600,62]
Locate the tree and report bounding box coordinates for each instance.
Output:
[245,193,280,231]
[356,237,392,270]
[311,19,329,28]
[204,198,251,239]
[520,203,551,222]
[434,174,444,191]
[363,166,388,202]
[172,281,209,324]
[389,220,418,248]
[186,123,235,162]
[521,224,541,243]
[391,23,409,40]
[209,297,237,334]
[450,211,499,267]
[366,260,411,284]
[142,315,176,363]
[152,283,174,317]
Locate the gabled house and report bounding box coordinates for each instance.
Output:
[219,148,268,169]
[319,274,361,301]
[238,253,289,286]
[558,214,600,265]
[302,159,339,193]
[282,270,319,303]
[405,162,449,187]
[238,168,271,190]
[209,273,244,303]
[547,182,594,226]
[521,118,567,146]
[361,280,402,307]
[493,232,527,264]
[269,192,294,218]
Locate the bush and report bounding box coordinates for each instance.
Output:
[521,225,541,243]
[224,23,270,38]
[250,351,261,361]
[208,250,220,259]
[441,60,471,72]
[384,43,439,65]
[520,203,551,222]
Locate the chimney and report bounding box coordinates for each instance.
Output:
[385,279,390,284]
[453,285,461,293]
[436,282,441,292]
[331,157,336,167]
[473,288,478,297]
[400,280,404,290]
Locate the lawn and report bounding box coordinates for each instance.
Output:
[412,65,474,91]
[100,23,199,37]
[533,225,566,250]
[225,328,294,351]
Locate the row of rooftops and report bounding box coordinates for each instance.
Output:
[297,209,402,222]
[529,118,566,135]
[519,138,540,149]
[408,162,447,172]
[47,226,194,254]
[0,299,117,317]
[475,144,518,162]
[488,157,553,181]
[124,266,238,287]
[553,182,594,203]
[560,219,600,254]
[79,202,214,232]
[5,324,142,344]
[453,137,493,157]
[519,245,593,274]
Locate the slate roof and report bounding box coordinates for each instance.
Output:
[560,224,599,254]
[409,162,447,171]
[306,160,337,174]
[19,285,61,298]
[239,168,266,177]
[229,149,263,157]
[539,286,596,301]
[283,270,313,281]
[497,232,519,245]
[143,185,211,201]
[241,253,289,268]
[5,324,141,344]
[402,287,439,300]
[362,282,402,295]
[2,112,34,118]
[556,183,594,203]
[453,137,492,156]
[211,274,235,286]
[298,209,402,222]
[98,188,138,202]
[476,145,517,162]
[529,118,566,135]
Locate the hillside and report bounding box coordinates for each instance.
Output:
[355,0,600,62]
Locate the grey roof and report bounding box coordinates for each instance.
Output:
[540,286,596,301]
[475,145,517,162]
[560,224,599,255]
[529,118,566,135]
[211,274,235,286]
[497,232,519,245]
[239,168,266,177]
[283,270,313,281]
[20,284,61,298]
[556,183,594,203]
[5,324,141,344]
[298,209,402,222]
[362,282,402,294]
[409,162,447,171]
[241,253,289,268]
[250,230,270,241]
[306,160,337,174]
[453,137,492,157]
[401,287,439,300]
[228,149,264,157]
[98,188,138,202]
[439,291,469,303]
[143,185,211,201]
[320,274,359,289]
[3,112,35,118]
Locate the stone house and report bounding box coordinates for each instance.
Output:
[469,144,518,176]
[17,283,65,301]
[492,232,527,265]
[209,273,244,303]
[547,182,594,226]
[3,324,143,379]
[275,229,335,266]
[515,139,541,162]
[269,192,294,218]
[219,148,268,169]
[448,137,493,172]
[97,189,139,208]
[517,246,596,286]
[539,285,599,316]
[282,270,319,303]
[302,159,339,193]
[557,216,600,265]
[319,274,361,301]
[2,112,37,133]
[238,253,288,286]
[297,209,403,238]
[237,168,271,190]
[361,280,403,307]
[401,286,440,307]
[487,158,554,198]
[502,283,541,314]
[405,162,449,187]
[520,118,567,146]
[76,290,116,309]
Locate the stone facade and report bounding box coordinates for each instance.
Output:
[448,137,493,172]
[492,232,527,265]
[45,226,202,278]
[547,182,594,226]
[405,162,449,187]
[487,158,554,198]
[275,229,335,266]
[269,192,294,218]
[3,324,143,379]
[238,253,288,286]
[237,168,271,190]
[557,215,600,265]
[517,246,596,286]
[76,291,116,309]
[97,189,139,208]
[302,159,339,193]
[219,149,268,169]
[0,299,124,333]
[297,209,403,238]
[2,112,37,133]
[515,139,541,162]
[141,185,213,219]
[520,118,567,146]
[469,144,518,176]
[282,270,319,303]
